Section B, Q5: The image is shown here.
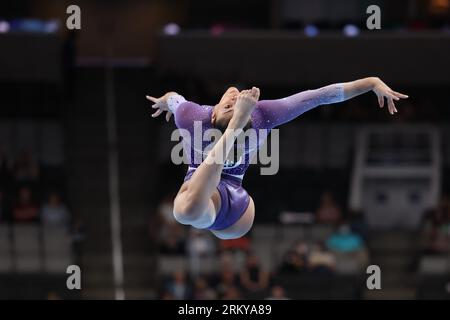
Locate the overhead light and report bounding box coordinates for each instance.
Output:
[44,20,60,33]
[0,21,10,33]
[343,24,360,37]
[304,24,319,37]
[163,23,180,36]
[210,24,225,36]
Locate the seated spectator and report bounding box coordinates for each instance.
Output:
[71,217,86,261]
[164,270,192,300]
[265,285,290,300]
[423,194,450,254]
[13,151,40,186]
[293,240,309,258]
[326,224,369,271]
[221,286,242,300]
[213,266,240,299]
[12,187,39,223]
[41,192,70,228]
[278,250,308,274]
[192,277,217,300]
[326,224,364,253]
[157,193,177,225]
[159,223,187,255]
[156,194,187,255]
[239,253,269,294]
[149,194,175,242]
[316,191,342,225]
[308,242,336,273]
[219,250,236,270]
[187,229,216,258]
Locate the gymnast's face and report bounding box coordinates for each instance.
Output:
[212,87,239,130]
[212,87,252,132]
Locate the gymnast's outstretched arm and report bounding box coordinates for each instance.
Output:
[256,77,408,129]
[146,91,179,122]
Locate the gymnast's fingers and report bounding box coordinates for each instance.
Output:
[387,97,395,115]
[393,91,408,99]
[151,109,163,118]
[378,94,384,108]
[146,95,158,103]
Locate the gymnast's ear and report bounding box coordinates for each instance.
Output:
[211,108,217,125]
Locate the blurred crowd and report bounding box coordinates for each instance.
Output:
[151,183,450,300]
[151,190,369,300]
[421,194,450,254]
[0,148,70,227]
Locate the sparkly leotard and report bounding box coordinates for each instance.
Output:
[168,84,345,230]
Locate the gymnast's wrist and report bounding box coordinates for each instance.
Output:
[368,77,380,90]
[163,91,178,102]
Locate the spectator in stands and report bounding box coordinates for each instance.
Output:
[222,286,242,300]
[423,194,450,254]
[316,191,342,225]
[156,194,187,255]
[219,250,236,270]
[239,253,269,295]
[12,187,39,223]
[157,193,177,225]
[293,240,309,258]
[278,250,308,274]
[214,265,240,299]
[71,217,86,262]
[187,229,216,258]
[164,270,192,300]
[159,223,187,255]
[308,242,336,273]
[326,224,364,253]
[192,277,217,300]
[325,223,369,270]
[13,151,40,186]
[265,285,290,300]
[41,192,71,228]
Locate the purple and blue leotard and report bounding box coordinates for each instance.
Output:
[168,84,345,231]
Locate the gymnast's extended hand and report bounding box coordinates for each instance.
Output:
[343,77,408,115]
[146,91,178,122]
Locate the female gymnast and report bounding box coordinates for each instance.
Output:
[146,77,408,240]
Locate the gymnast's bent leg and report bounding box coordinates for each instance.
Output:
[173,89,259,232]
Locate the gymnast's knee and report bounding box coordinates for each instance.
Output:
[173,195,204,225]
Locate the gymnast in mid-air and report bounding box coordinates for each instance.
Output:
[146,77,408,239]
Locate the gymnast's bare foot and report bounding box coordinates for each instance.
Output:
[229,87,260,129]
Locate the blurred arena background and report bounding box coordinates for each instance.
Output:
[0,0,449,300]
